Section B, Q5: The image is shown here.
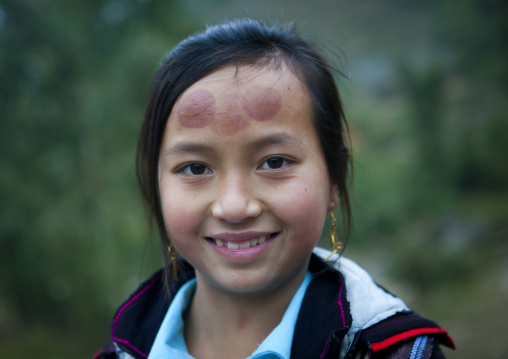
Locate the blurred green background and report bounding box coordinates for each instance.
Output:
[1,0,507,358]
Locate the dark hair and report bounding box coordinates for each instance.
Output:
[136,18,352,285]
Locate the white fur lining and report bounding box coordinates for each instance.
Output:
[313,247,410,358]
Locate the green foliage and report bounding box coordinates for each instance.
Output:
[347,6,508,358]
[0,0,200,357]
[347,0,508,277]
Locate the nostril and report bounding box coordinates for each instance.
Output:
[210,183,262,223]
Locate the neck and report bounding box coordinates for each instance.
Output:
[184,269,307,359]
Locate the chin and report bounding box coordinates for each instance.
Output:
[209,268,301,296]
[215,275,275,295]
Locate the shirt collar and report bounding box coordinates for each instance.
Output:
[249,272,313,359]
[148,273,312,359]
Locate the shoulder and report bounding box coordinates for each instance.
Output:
[351,334,448,359]
[312,248,411,335]
[95,262,196,359]
[311,248,455,358]
[352,312,455,358]
[93,270,167,359]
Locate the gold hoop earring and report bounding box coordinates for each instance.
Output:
[168,244,178,280]
[325,211,342,262]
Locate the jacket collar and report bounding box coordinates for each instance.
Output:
[110,255,350,359]
[111,261,195,358]
[291,254,352,359]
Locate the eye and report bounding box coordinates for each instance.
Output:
[179,163,212,176]
[258,157,291,170]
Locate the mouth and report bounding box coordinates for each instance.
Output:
[206,233,278,250]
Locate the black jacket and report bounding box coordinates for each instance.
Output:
[94,254,454,359]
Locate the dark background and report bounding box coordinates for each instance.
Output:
[1,1,507,358]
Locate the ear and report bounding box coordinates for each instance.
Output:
[327,181,339,212]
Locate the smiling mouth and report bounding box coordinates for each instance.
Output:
[207,233,278,249]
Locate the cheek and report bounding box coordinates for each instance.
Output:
[159,186,198,251]
[276,180,329,243]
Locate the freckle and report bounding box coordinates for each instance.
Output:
[210,93,250,136]
[177,89,215,128]
[242,86,282,122]
[305,188,308,192]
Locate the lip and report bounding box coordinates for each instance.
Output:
[205,231,278,261]
[208,231,273,242]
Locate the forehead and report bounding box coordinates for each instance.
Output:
[170,65,311,136]
[184,64,305,95]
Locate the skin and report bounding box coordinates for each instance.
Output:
[158,64,338,359]
[241,85,282,122]
[177,84,282,135]
[177,89,216,128]
[209,92,250,136]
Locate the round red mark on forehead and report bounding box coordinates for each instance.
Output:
[242,86,282,122]
[177,89,215,128]
[210,93,250,136]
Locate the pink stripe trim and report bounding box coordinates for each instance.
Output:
[320,276,347,357]
[337,277,347,327]
[113,337,149,358]
[319,339,329,359]
[111,272,164,358]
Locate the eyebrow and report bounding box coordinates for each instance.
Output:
[165,133,304,156]
[248,133,304,149]
[166,143,213,156]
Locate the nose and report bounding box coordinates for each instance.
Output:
[211,173,262,223]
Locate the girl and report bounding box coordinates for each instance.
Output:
[95,19,454,359]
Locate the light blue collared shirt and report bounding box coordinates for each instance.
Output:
[148,272,313,359]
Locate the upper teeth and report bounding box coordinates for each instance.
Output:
[214,235,268,249]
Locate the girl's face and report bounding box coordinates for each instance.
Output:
[158,65,338,295]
